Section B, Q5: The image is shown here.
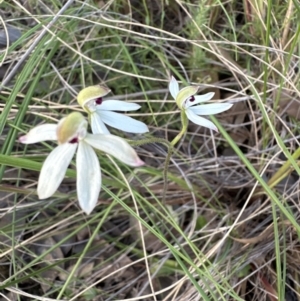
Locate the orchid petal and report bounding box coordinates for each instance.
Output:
[19,124,57,144]
[189,103,233,115]
[169,76,180,99]
[84,133,144,167]
[98,111,149,133]
[76,141,101,215]
[38,143,77,199]
[185,92,215,108]
[90,112,110,134]
[185,109,218,132]
[99,100,141,111]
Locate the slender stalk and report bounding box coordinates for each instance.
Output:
[171,110,188,146]
[268,147,300,188]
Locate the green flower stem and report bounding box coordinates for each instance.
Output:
[128,136,173,203]
[171,110,188,146]
[129,110,188,203]
[268,147,300,188]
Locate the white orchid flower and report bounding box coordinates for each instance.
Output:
[77,85,149,135]
[169,76,233,132]
[19,112,144,215]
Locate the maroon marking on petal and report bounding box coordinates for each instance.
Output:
[69,137,78,144]
[95,97,103,105]
[189,95,195,102]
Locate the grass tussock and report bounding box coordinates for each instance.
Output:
[0,0,300,300]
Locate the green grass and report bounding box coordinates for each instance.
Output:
[0,0,300,300]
